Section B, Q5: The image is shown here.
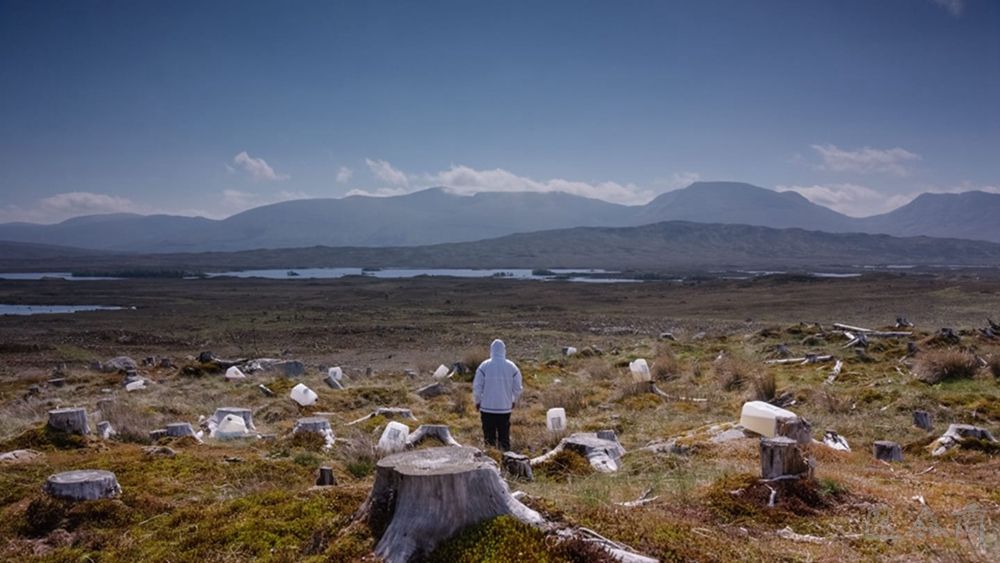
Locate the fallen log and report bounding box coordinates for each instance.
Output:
[530,432,625,473]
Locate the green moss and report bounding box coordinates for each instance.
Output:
[535,450,592,482]
[423,515,592,563]
[0,426,89,451]
[23,496,66,537]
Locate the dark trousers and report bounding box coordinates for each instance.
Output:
[480,411,511,451]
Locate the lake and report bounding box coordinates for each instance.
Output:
[0,304,128,316]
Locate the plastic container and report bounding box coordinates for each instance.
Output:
[215,414,249,440]
[546,407,567,432]
[563,346,578,357]
[377,421,410,453]
[739,401,798,437]
[629,359,651,383]
[327,367,343,381]
[125,379,146,392]
[433,364,450,379]
[225,366,247,380]
[290,383,318,406]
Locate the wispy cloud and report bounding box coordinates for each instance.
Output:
[229,151,289,181]
[777,182,1000,217]
[811,144,920,176]
[0,192,150,224]
[930,0,963,17]
[336,166,353,184]
[351,159,675,205]
[776,183,912,217]
[365,158,409,186]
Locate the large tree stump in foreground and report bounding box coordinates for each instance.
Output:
[47,408,90,435]
[44,470,121,501]
[357,446,542,563]
[760,436,812,480]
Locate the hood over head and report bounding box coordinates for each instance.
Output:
[490,339,506,361]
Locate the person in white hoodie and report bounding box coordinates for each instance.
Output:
[472,339,523,451]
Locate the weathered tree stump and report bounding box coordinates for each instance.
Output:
[415,382,447,399]
[166,422,196,437]
[596,429,618,442]
[502,452,533,481]
[775,416,813,445]
[873,440,903,462]
[531,432,626,473]
[357,446,542,563]
[44,470,121,501]
[930,424,998,456]
[47,408,90,435]
[294,416,332,434]
[406,424,461,448]
[213,407,255,430]
[149,429,167,441]
[913,410,933,431]
[323,374,344,390]
[316,466,337,486]
[760,436,812,479]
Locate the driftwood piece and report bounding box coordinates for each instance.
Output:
[44,470,121,501]
[47,408,90,435]
[833,323,911,338]
[765,355,833,365]
[531,432,626,473]
[316,466,337,486]
[348,407,417,426]
[760,436,812,479]
[502,452,533,481]
[930,424,998,456]
[913,410,933,431]
[873,440,903,462]
[640,381,707,402]
[405,424,461,448]
[357,446,543,563]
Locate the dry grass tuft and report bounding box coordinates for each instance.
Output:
[578,357,615,381]
[750,371,777,402]
[988,355,1000,379]
[912,349,980,384]
[651,350,682,381]
[713,354,758,392]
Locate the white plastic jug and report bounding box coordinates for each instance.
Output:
[290,383,318,406]
[433,364,450,379]
[629,359,651,382]
[563,346,578,357]
[327,366,343,381]
[739,401,798,437]
[225,366,247,380]
[546,407,567,432]
[125,379,146,392]
[215,414,249,440]
[377,421,410,454]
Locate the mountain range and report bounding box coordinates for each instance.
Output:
[1,182,999,253]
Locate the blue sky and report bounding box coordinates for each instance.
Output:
[1,0,997,222]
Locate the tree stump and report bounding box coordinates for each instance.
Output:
[913,410,933,431]
[405,424,461,448]
[316,466,337,486]
[597,429,618,442]
[149,429,167,441]
[294,417,332,434]
[44,470,121,501]
[213,407,255,430]
[775,416,813,445]
[760,436,812,479]
[47,408,90,435]
[873,440,903,462]
[357,446,542,563]
[415,382,447,399]
[502,452,533,481]
[166,422,196,437]
[323,374,344,390]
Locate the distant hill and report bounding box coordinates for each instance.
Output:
[6,221,1000,273]
[2,183,1000,252]
[0,240,111,260]
[859,191,1000,243]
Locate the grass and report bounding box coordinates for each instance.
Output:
[912,349,981,384]
[2,276,1000,561]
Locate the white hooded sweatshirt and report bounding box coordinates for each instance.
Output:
[473,339,523,414]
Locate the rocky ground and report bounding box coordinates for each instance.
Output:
[1,274,999,561]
